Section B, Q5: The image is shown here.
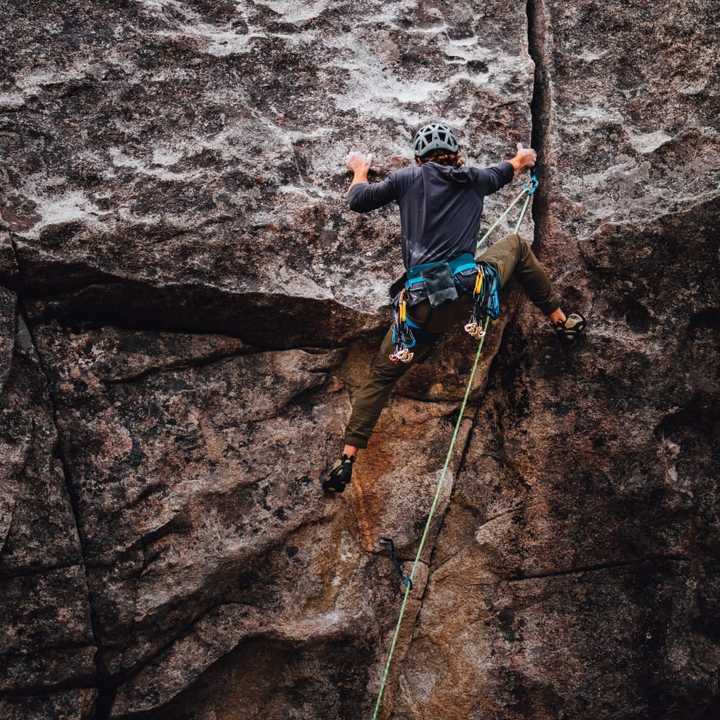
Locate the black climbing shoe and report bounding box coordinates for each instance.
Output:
[321,454,355,493]
[553,312,587,344]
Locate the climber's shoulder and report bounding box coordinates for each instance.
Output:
[388,163,421,193]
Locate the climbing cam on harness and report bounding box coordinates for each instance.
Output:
[464,262,501,339]
[389,290,415,363]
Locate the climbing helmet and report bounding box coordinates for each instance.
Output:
[412,122,459,157]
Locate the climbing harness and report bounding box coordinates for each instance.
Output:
[371,174,538,720]
[389,253,477,363]
[389,175,539,364]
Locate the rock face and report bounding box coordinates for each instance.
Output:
[1,1,718,719]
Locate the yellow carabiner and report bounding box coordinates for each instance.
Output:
[473,270,483,296]
[399,298,407,322]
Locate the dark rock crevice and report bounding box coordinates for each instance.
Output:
[377,7,558,712]
[527,0,552,252]
[3,239,383,350]
[507,554,692,583]
[25,281,380,351]
[7,238,115,720]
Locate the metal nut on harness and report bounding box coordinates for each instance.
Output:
[389,348,414,364]
[464,321,485,340]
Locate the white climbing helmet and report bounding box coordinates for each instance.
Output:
[412,121,459,157]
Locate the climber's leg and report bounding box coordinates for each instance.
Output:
[343,308,435,452]
[324,298,469,492]
[342,294,474,454]
[477,233,586,341]
[477,233,561,315]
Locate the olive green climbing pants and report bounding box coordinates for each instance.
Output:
[343,233,562,449]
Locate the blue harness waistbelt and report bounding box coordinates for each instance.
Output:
[389,254,502,362]
[406,253,478,288]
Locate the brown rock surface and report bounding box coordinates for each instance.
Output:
[0,282,97,716]
[391,1,720,719]
[1,1,718,719]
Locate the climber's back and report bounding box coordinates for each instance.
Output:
[347,123,515,268]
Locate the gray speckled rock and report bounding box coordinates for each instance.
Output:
[2,0,719,718]
[1,0,532,348]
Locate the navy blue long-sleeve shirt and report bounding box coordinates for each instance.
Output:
[348,160,514,269]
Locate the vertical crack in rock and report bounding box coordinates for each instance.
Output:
[527,0,552,250]
[373,402,486,717]
[8,239,114,719]
[382,6,555,714]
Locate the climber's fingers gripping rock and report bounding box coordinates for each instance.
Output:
[511,143,537,174]
[346,151,372,174]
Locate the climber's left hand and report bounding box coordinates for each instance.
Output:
[346,151,372,174]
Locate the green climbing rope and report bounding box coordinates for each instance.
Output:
[370,177,537,720]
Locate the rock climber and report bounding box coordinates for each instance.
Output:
[322,121,586,493]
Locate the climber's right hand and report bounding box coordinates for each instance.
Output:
[510,143,537,173]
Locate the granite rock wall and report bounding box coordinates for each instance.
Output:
[0,1,718,718]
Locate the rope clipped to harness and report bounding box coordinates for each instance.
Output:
[370,174,538,720]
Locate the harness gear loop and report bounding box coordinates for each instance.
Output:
[371,175,538,720]
[389,289,416,363]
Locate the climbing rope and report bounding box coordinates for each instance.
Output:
[370,175,538,720]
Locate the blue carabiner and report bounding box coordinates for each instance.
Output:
[524,173,539,195]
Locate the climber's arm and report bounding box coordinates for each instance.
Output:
[473,162,515,195]
[475,144,537,195]
[346,151,398,212]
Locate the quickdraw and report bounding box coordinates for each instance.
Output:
[379,537,413,592]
